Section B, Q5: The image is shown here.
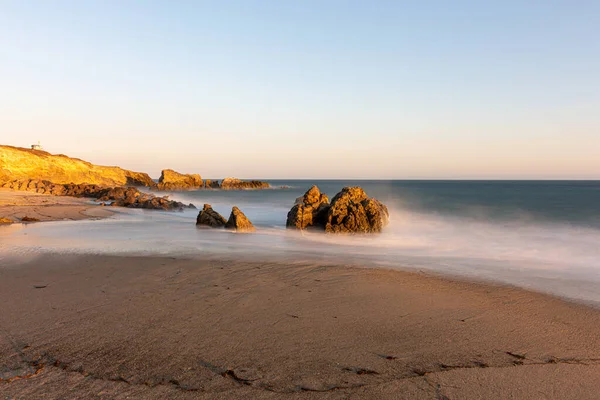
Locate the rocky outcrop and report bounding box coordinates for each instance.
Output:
[156,169,203,191]
[203,179,220,189]
[0,145,155,187]
[220,177,270,190]
[196,204,227,227]
[286,186,389,233]
[0,217,12,224]
[21,216,40,222]
[225,207,256,232]
[0,179,194,211]
[286,185,329,229]
[325,187,389,233]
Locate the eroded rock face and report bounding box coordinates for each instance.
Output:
[156,169,203,191]
[196,204,227,227]
[0,145,155,187]
[220,177,270,190]
[286,186,389,233]
[0,179,194,211]
[286,185,329,230]
[225,206,256,232]
[325,187,389,233]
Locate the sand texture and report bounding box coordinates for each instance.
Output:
[0,189,113,222]
[1,254,599,399]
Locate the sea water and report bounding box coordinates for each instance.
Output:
[1,180,600,304]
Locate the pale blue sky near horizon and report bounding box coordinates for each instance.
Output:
[1,0,599,179]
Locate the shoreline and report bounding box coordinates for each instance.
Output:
[1,253,599,399]
[0,188,114,223]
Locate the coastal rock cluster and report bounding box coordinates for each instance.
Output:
[196,204,255,232]
[286,186,389,233]
[0,179,194,211]
[154,170,270,191]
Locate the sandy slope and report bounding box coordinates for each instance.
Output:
[1,254,599,399]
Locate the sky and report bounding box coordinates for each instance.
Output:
[1,0,599,179]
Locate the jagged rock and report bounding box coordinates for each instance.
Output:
[156,169,203,191]
[225,207,256,232]
[286,185,330,229]
[21,216,40,222]
[220,177,270,190]
[286,186,389,234]
[0,217,12,224]
[325,187,389,233]
[196,204,227,227]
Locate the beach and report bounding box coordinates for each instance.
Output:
[1,254,600,399]
[0,189,113,223]
[1,184,600,399]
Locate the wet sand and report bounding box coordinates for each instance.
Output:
[0,188,113,222]
[1,254,599,399]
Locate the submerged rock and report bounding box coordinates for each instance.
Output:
[196,204,227,227]
[225,206,256,232]
[286,185,330,230]
[286,186,389,234]
[325,187,389,233]
[156,169,203,191]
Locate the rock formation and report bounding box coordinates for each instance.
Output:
[325,187,389,233]
[203,179,220,189]
[286,185,330,229]
[156,169,203,191]
[225,206,256,232]
[286,186,389,233]
[21,216,40,222]
[0,179,194,211]
[220,177,270,190]
[0,145,155,187]
[0,217,12,224]
[196,204,227,227]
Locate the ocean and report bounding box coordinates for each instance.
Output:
[1,180,600,304]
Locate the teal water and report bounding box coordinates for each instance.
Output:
[1,180,600,304]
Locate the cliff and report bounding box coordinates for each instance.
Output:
[0,145,155,187]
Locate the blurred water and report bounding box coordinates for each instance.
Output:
[1,180,600,305]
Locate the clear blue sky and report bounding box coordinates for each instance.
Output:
[1,0,599,179]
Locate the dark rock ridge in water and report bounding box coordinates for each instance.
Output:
[220,177,270,190]
[153,171,270,191]
[225,206,256,232]
[0,179,194,211]
[156,169,203,191]
[286,186,389,233]
[196,204,227,227]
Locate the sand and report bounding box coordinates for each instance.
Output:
[0,188,113,222]
[1,254,599,399]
